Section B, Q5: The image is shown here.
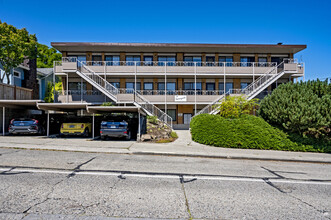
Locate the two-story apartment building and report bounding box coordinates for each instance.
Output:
[51,42,306,129]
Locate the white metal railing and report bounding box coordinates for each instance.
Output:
[81,61,277,67]
[194,60,293,116]
[62,57,77,62]
[59,59,173,128]
[133,91,173,128]
[77,60,118,101]
[130,90,225,95]
[56,90,103,96]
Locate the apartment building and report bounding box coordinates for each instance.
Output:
[51,42,306,129]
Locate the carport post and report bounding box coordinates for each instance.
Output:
[47,111,50,137]
[92,113,95,139]
[138,110,141,141]
[2,107,5,136]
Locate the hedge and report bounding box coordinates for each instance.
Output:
[190,114,331,152]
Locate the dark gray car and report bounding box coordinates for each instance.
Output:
[8,118,45,135]
[100,120,131,140]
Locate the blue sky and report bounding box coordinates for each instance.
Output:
[1,0,330,80]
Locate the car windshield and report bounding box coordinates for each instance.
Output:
[12,119,35,126]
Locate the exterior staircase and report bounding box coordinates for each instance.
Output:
[65,59,173,128]
[195,60,293,116]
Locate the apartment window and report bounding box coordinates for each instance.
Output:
[206,56,215,66]
[144,56,153,66]
[206,83,215,91]
[219,82,233,93]
[271,57,287,64]
[126,82,134,93]
[135,82,141,91]
[167,109,177,121]
[219,56,233,66]
[258,57,267,67]
[126,56,141,66]
[158,82,176,94]
[158,56,176,66]
[184,83,202,94]
[76,55,86,67]
[184,56,202,66]
[92,55,102,66]
[110,82,120,89]
[240,57,255,66]
[105,55,120,66]
[241,82,249,90]
[144,82,153,90]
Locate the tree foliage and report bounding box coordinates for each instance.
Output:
[258,80,331,140]
[0,20,38,84]
[44,81,62,103]
[44,82,54,103]
[37,43,61,68]
[217,95,259,118]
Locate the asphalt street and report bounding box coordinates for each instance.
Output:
[0,148,330,219]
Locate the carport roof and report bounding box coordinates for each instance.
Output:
[37,103,88,111]
[86,106,141,114]
[0,100,44,109]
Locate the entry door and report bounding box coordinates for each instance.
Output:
[183,114,192,125]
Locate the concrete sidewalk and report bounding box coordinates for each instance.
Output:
[0,130,330,163]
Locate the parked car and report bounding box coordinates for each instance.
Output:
[60,122,92,137]
[8,118,45,135]
[100,117,131,140]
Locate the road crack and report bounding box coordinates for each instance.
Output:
[261,166,330,219]
[179,175,193,220]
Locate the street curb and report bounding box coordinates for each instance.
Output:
[1,146,330,164]
[132,151,331,164]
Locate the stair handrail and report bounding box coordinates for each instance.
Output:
[195,91,231,116]
[134,91,173,128]
[240,61,285,97]
[77,60,119,99]
[194,61,290,116]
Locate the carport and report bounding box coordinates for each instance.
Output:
[86,106,146,140]
[37,103,88,137]
[0,100,44,136]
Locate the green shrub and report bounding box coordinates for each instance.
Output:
[170,131,178,139]
[44,82,54,103]
[101,102,114,106]
[190,114,330,153]
[217,95,259,118]
[147,115,158,124]
[258,80,331,140]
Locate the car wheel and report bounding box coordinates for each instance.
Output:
[101,135,105,140]
[84,128,89,137]
[125,131,131,141]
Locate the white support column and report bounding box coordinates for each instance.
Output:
[137,110,141,141]
[66,74,69,103]
[194,62,197,115]
[165,62,167,115]
[53,65,55,103]
[135,61,137,94]
[2,107,5,136]
[47,111,49,137]
[92,113,95,139]
[80,78,83,103]
[223,62,226,94]
[253,62,255,90]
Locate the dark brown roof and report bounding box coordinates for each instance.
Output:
[51,42,307,54]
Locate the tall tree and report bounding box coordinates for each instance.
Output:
[0,20,38,84]
[37,43,61,68]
